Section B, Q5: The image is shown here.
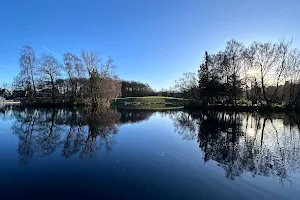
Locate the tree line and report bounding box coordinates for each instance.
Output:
[13,46,121,106]
[120,80,155,97]
[8,46,168,105]
[175,39,300,109]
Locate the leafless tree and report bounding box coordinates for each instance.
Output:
[81,50,121,105]
[243,44,262,104]
[81,50,101,104]
[223,40,245,106]
[94,57,121,105]
[174,72,199,100]
[283,48,300,107]
[19,46,37,101]
[38,54,61,102]
[63,52,85,99]
[1,82,12,90]
[250,40,291,106]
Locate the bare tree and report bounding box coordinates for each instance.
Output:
[174,39,300,109]
[223,40,245,106]
[243,44,262,104]
[96,76,122,106]
[269,40,292,102]
[1,82,12,90]
[63,52,85,99]
[81,50,101,104]
[250,40,291,106]
[19,46,37,101]
[283,48,300,107]
[95,57,120,105]
[174,72,199,101]
[81,50,121,105]
[38,54,61,102]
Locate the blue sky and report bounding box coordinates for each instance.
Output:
[0,0,299,90]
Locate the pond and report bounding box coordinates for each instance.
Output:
[0,105,300,199]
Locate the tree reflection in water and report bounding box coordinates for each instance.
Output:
[0,104,15,121]
[10,106,156,164]
[4,105,300,185]
[171,110,300,185]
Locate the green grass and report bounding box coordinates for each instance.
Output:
[111,96,185,106]
[111,103,184,110]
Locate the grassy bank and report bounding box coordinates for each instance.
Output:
[111,96,185,106]
[20,99,87,108]
[0,101,21,104]
[21,102,82,108]
[111,103,184,110]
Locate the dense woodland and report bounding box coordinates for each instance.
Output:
[175,39,300,109]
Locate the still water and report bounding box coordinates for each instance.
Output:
[0,105,300,199]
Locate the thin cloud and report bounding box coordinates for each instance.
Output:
[156,48,166,52]
[282,8,290,11]
[43,47,59,55]
[0,66,8,68]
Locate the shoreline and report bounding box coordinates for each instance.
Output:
[20,102,85,108]
[185,104,296,113]
[2,99,300,113]
[0,101,21,104]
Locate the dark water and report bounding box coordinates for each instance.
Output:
[0,105,300,200]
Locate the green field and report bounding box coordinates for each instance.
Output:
[111,96,186,108]
[111,104,184,110]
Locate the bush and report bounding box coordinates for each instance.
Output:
[271,103,282,108]
[238,98,252,106]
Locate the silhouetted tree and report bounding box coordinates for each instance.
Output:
[174,72,198,100]
[177,39,300,109]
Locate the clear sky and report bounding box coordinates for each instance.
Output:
[0,0,299,90]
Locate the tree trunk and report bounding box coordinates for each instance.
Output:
[50,76,55,103]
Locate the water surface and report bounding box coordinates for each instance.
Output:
[0,105,300,199]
